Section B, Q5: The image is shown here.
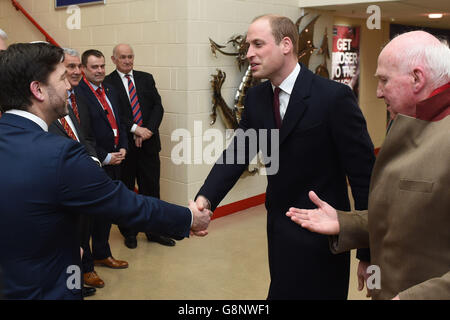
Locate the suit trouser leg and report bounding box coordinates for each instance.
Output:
[119,148,161,239]
[92,165,118,260]
[118,146,139,239]
[136,151,160,199]
[79,214,94,273]
[137,151,164,238]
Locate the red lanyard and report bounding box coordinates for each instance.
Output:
[83,76,109,110]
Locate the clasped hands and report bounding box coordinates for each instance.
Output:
[110,148,127,165]
[133,126,153,148]
[188,195,212,237]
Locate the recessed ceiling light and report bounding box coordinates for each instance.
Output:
[428,13,443,19]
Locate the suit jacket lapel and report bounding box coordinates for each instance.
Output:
[68,106,82,139]
[103,85,119,120]
[112,70,131,107]
[261,81,277,130]
[279,64,312,145]
[54,119,69,138]
[81,83,101,111]
[80,81,113,130]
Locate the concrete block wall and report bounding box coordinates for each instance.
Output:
[0,0,301,207]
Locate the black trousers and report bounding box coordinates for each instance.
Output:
[119,147,161,238]
[78,214,94,273]
[91,164,121,259]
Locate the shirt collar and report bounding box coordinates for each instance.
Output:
[272,63,301,94]
[415,83,450,122]
[117,69,134,79]
[5,109,48,132]
[89,81,102,91]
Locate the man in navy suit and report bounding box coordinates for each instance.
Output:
[196,15,375,299]
[0,43,211,299]
[105,44,175,249]
[77,49,131,272]
[48,48,103,296]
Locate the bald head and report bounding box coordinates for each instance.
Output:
[380,31,450,89]
[375,31,450,119]
[111,44,134,74]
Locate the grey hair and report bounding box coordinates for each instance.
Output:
[0,29,8,40]
[400,37,450,89]
[63,48,80,57]
[112,44,133,57]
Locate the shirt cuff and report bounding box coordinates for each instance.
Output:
[188,208,193,228]
[102,153,112,166]
[130,124,138,133]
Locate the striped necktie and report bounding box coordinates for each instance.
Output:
[69,93,80,124]
[60,118,78,141]
[125,74,143,126]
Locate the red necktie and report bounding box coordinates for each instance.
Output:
[273,87,282,129]
[60,118,78,141]
[96,86,119,146]
[70,93,80,124]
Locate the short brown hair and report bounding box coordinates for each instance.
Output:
[81,49,104,66]
[253,15,299,55]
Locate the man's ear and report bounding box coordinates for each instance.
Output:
[412,67,426,93]
[30,81,45,102]
[281,36,294,55]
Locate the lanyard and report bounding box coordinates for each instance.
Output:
[82,76,109,111]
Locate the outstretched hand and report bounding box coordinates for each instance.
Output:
[286,191,340,235]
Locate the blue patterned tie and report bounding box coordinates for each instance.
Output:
[125,74,143,126]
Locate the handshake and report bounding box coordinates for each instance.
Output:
[188,195,212,237]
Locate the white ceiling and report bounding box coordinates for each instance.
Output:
[301,0,450,29]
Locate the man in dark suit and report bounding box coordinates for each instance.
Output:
[196,15,375,299]
[104,44,175,249]
[0,42,210,299]
[77,49,130,271]
[48,48,103,297]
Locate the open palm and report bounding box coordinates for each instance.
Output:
[286,191,340,235]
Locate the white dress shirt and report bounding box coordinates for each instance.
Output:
[5,109,48,131]
[271,63,301,120]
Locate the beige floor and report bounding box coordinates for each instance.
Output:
[87,204,369,300]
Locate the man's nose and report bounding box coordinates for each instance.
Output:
[246,45,254,60]
[376,82,383,98]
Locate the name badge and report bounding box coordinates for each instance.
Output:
[113,129,118,137]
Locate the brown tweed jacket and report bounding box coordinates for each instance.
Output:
[330,87,450,300]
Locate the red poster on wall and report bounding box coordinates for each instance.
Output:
[332,25,360,98]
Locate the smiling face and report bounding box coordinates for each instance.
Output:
[64,53,82,88]
[82,55,106,86]
[246,18,291,86]
[42,62,71,120]
[112,44,134,74]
